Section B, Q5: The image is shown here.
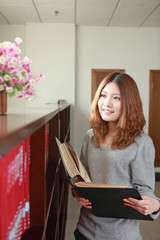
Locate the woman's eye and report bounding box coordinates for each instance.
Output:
[100,93,106,98]
[113,96,120,100]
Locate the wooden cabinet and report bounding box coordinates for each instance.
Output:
[0,105,70,240]
[44,107,70,240]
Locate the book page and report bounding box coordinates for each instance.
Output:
[75,181,128,188]
[58,144,80,178]
[65,142,80,170]
[65,142,91,182]
[56,137,91,182]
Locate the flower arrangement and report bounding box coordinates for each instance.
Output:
[0,37,44,99]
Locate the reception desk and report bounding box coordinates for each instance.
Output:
[0,104,70,240]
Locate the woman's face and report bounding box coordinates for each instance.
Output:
[98,82,122,123]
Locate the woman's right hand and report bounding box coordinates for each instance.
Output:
[70,185,92,209]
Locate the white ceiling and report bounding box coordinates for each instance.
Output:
[0,0,160,27]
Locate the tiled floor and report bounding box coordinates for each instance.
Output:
[65,182,160,240]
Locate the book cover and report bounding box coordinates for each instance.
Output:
[72,185,152,220]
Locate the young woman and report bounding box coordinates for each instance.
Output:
[73,72,160,240]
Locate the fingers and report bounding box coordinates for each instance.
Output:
[123,196,158,215]
[124,203,149,215]
[123,197,146,207]
[69,185,92,208]
[123,198,149,215]
[77,198,92,209]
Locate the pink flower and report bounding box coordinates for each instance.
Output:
[25,80,29,85]
[27,73,32,80]
[0,77,4,83]
[17,78,23,84]
[1,48,8,55]
[9,47,14,53]
[13,53,18,58]
[17,94,23,98]
[10,69,18,75]
[0,65,3,72]
[24,90,33,96]
[14,43,19,48]
[4,64,9,70]
[22,63,30,73]
[10,77,18,85]
[0,37,44,99]
[35,77,40,82]
[3,84,7,89]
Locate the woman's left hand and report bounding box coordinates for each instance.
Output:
[123,196,160,215]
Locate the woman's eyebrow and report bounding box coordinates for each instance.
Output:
[101,91,120,95]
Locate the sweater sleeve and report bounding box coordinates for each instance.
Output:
[130,135,155,197]
[130,135,160,219]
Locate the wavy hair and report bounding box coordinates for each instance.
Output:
[89,72,146,149]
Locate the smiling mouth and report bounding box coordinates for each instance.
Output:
[103,109,114,113]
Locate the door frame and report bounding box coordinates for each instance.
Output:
[148,70,160,179]
[148,70,160,135]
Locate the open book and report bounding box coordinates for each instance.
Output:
[55,138,152,220]
[55,137,126,188]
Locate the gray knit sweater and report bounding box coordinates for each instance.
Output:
[76,129,159,240]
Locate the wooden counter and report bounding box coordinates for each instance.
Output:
[0,104,70,240]
[0,105,67,156]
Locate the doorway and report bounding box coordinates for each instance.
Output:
[91,69,125,101]
[149,70,160,167]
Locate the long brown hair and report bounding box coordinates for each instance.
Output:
[89,72,146,149]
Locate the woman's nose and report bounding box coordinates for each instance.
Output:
[104,97,112,107]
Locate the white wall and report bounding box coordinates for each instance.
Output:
[25,23,75,107]
[74,26,160,154]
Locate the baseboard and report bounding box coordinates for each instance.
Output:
[155,172,160,181]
